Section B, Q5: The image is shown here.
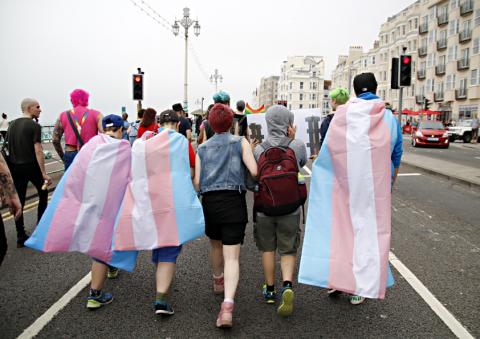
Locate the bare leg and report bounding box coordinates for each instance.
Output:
[210,239,223,276]
[262,251,276,286]
[280,255,296,283]
[156,262,176,293]
[90,261,108,290]
[223,244,241,300]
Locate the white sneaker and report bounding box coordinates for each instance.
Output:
[349,295,366,305]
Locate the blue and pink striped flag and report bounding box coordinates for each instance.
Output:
[113,129,205,250]
[25,135,138,271]
[299,97,398,299]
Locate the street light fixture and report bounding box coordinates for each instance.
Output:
[172,7,200,113]
[210,69,223,92]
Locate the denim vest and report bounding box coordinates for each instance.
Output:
[197,133,246,194]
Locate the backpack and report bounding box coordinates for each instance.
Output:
[254,138,307,217]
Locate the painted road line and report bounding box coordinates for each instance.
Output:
[398,173,422,176]
[17,273,92,339]
[475,157,480,160]
[2,196,52,221]
[389,252,474,339]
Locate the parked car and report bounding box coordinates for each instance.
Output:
[447,120,473,143]
[411,121,449,148]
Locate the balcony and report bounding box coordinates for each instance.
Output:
[457,58,470,70]
[435,64,446,75]
[455,88,467,100]
[418,46,428,57]
[460,0,474,16]
[419,23,428,34]
[436,39,447,51]
[417,69,426,80]
[437,13,448,26]
[415,95,425,105]
[459,30,472,43]
[434,91,444,102]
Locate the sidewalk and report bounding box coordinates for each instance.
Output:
[401,135,480,190]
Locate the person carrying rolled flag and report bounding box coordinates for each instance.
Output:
[298,73,403,305]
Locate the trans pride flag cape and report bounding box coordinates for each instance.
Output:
[113,129,205,250]
[298,96,398,299]
[25,135,138,271]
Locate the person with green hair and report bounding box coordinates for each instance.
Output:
[212,91,231,105]
[318,87,349,150]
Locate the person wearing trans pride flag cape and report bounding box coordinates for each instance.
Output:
[299,73,403,305]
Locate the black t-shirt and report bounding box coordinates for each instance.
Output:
[178,116,192,138]
[7,117,41,165]
[231,113,248,137]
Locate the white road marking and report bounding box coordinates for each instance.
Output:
[17,273,91,339]
[398,173,422,176]
[389,252,474,339]
[475,157,480,160]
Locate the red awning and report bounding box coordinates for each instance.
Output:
[418,109,441,115]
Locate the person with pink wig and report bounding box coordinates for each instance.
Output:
[52,89,103,170]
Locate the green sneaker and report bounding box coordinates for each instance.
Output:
[262,284,276,304]
[349,295,366,305]
[277,287,294,316]
[107,267,119,279]
[86,292,113,310]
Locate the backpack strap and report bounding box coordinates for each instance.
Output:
[66,110,84,149]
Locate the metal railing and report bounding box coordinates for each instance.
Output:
[434,91,444,101]
[455,88,468,99]
[417,69,426,79]
[457,58,470,70]
[460,0,474,15]
[437,13,449,26]
[459,30,472,43]
[418,46,428,57]
[419,23,428,34]
[435,64,446,75]
[437,39,447,50]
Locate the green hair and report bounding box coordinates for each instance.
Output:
[329,87,350,105]
[213,91,230,104]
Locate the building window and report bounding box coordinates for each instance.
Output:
[447,45,457,62]
[471,69,479,86]
[299,93,303,101]
[446,74,456,90]
[459,105,477,119]
[474,38,480,55]
[312,82,317,90]
[414,18,418,29]
[289,82,292,90]
[475,10,480,27]
[312,93,316,100]
[300,82,304,90]
[312,71,317,77]
[450,0,458,8]
[299,104,303,109]
[428,29,436,44]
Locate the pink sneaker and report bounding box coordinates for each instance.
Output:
[213,275,224,295]
[216,302,233,328]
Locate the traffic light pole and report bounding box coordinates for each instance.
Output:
[398,86,403,127]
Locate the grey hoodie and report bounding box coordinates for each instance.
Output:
[253,105,307,168]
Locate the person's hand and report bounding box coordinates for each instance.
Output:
[250,138,259,150]
[287,125,297,139]
[5,194,22,220]
[43,174,52,186]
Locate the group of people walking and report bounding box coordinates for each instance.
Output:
[0,72,403,329]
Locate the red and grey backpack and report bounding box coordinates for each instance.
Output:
[254,138,307,217]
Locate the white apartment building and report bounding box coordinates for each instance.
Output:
[278,56,325,111]
[332,0,480,121]
[257,76,280,109]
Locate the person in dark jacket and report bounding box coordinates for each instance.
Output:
[319,87,350,150]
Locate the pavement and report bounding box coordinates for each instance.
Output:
[401,135,480,190]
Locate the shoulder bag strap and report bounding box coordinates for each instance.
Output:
[66,110,84,148]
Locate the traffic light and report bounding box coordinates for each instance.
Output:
[391,58,399,89]
[424,97,431,110]
[399,55,412,86]
[133,74,143,101]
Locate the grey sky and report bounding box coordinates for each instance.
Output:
[0,0,414,124]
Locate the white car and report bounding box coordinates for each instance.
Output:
[447,120,473,143]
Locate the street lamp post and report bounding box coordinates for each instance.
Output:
[210,69,223,92]
[172,8,200,114]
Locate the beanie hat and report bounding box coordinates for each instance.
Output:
[353,73,377,96]
[172,103,183,112]
[212,91,230,104]
[329,87,350,105]
[208,103,234,133]
[70,89,89,107]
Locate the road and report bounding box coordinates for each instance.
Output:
[0,164,478,338]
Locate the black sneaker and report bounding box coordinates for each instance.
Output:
[154,301,175,315]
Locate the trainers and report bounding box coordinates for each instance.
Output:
[17,234,30,248]
[213,275,224,295]
[107,267,119,279]
[277,287,294,317]
[349,295,366,305]
[327,289,342,296]
[216,302,234,328]
[86,292,113,310]
[262,284,276,304]
[154,301,175,315]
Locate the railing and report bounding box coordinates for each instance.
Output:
[419,23,428,34]
[435,64,446,75]
[460,0,474,15]
[437,39,447,50]
[418,46,428,57]
[417,69,426,79]
[455,88,467,99]
[434,91,444,101]
[437,13,449,26]
[41,125,55,143]
[415,95,425,104]
[457,58,470,70]
[459,30,472,43]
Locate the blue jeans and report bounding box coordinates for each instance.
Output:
[63,151,78,171]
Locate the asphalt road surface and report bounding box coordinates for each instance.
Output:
[0,164,478,338]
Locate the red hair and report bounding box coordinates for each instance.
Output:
[70,89,89,107]
[208,103,234,133]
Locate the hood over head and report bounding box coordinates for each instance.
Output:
[265,105,294,137]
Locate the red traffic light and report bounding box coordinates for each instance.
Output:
[134,75,142,82]
[402,56,411,64]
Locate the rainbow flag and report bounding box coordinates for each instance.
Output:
[114,129,205,250]
[25,135,138,271]
[299,96,398,299]
[245,103,265,114]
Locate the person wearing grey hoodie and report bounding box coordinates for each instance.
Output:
[253,105,307,316]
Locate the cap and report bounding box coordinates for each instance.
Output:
[102,114,124,129]
[159,109,180,124]
[353,72,377,95]
[172,103,183,112]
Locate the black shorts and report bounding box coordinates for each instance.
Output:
[202,190,247,245]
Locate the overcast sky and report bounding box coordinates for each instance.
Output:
[0,0,414,124]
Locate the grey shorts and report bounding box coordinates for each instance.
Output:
[254,211,301,255]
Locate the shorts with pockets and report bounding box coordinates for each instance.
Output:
[254,210,301,255]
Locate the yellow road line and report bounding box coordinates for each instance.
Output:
[1,196,52,221]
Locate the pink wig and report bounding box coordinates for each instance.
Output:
[70,89,89,107]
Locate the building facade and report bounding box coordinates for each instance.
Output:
[257,76,279,109]
[278,56,325,111]
[332,0,480,122]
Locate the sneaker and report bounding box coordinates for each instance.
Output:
[107,267,119,279]
[17,234,30,248]
[262,284,276,304]
[277,287,294,317]
[213,275,224,295]
[327,289,342,296]
[154,301,175,315]
[349,295,366,305]
[86,292,113,310]
[216,302,234,328]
